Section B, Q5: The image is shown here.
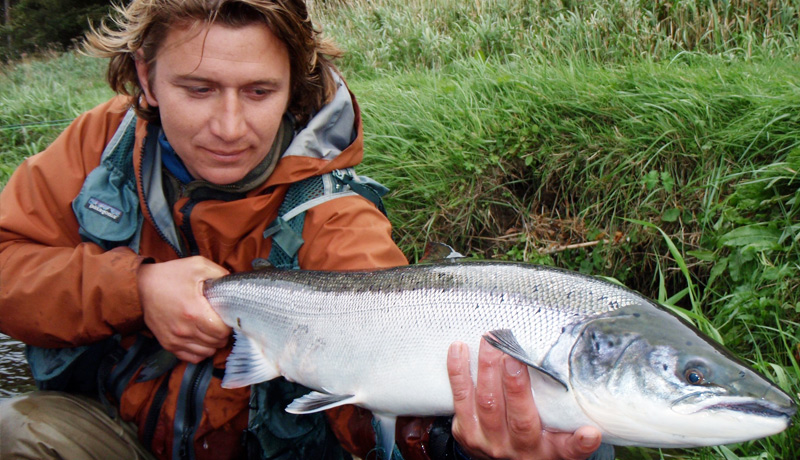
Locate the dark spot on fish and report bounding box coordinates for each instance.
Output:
[686,341,693,346]
[607,341,614,348]
[633,313,640,318]
[663,364,668,371]
[567,291,573,298]
[236,317,242,328]
[595,343,600,351]
[561,327,566,333]
[739,371,746,378]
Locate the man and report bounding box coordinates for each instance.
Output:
[0,1,603,459]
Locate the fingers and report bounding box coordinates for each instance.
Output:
[501,355,541,452]
[447,338,603,460]
[138,256,232,360]
[191,257,232,342]
[193,301,232,343]
[448,341,488,458]
[473,338,507,440]
[542,426,603,460]
[447,342,475,423]
[448,339,519,459]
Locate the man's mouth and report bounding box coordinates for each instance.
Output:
[204,147,248,160]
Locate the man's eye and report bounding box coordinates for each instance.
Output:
[187,86,212,96]
[247,88,271,98]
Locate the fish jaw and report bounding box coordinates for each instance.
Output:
[573,380,795,447]
[567,303,797,447]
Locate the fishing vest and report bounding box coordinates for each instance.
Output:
[25,109,392,460]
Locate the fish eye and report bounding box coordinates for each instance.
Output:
[684,368,705,385]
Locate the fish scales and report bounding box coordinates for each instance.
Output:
[204,259,796,455]
[206,262,640,412]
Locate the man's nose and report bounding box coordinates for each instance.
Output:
[210,92,247,142]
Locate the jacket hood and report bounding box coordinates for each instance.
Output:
[266,73,365,188]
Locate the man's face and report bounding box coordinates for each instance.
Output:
[135,22,291,185]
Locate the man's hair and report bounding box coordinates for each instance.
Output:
[83,0,342,125]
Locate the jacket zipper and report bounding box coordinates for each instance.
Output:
[176,359,213,460]
[179,198,200,256]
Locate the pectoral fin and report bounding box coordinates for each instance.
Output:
[221,331,280,388]
[285,391,356,414]
[484,329,568,391]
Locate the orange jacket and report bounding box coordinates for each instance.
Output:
[0,88,441,459]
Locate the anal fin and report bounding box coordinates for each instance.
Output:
[285,391,356,414]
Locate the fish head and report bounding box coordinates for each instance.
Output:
[565,301,796,447]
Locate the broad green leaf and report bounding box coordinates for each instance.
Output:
[718,226,780,250]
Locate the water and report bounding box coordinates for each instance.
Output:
[0,333,36,397]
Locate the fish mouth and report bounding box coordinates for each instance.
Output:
[673,392,797,419]
[704,400,797,419]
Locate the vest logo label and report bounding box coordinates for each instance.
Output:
[86,197,122,222]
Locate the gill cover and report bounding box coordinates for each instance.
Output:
[568,302,796,447]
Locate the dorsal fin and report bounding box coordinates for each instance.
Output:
[251,257,275,270]
[420,242,465,263]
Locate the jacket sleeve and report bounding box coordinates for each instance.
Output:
[298,193,408,271]
[299,196,452,460]
[0,97,147,347]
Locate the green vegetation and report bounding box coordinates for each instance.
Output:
[0,50,111,182]
[2,0,799,458]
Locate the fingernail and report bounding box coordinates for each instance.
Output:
[579,433,600,450]
[449,343,462,359]
[504,357,524,376]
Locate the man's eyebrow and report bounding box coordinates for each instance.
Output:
[172,75,283,86]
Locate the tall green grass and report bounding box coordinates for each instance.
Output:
[0,51,112,184]
[1,1,798,458]
[314,0,800,78]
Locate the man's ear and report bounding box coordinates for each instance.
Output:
[134,50,159,107]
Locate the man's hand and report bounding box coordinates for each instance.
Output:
[137,256,232,363]
[447,339,602,460]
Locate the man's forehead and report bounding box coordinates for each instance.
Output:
[156,21,280,62]
[153,21,289,74]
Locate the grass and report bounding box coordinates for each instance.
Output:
[0,50,112,184]
[2,0,800,458]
